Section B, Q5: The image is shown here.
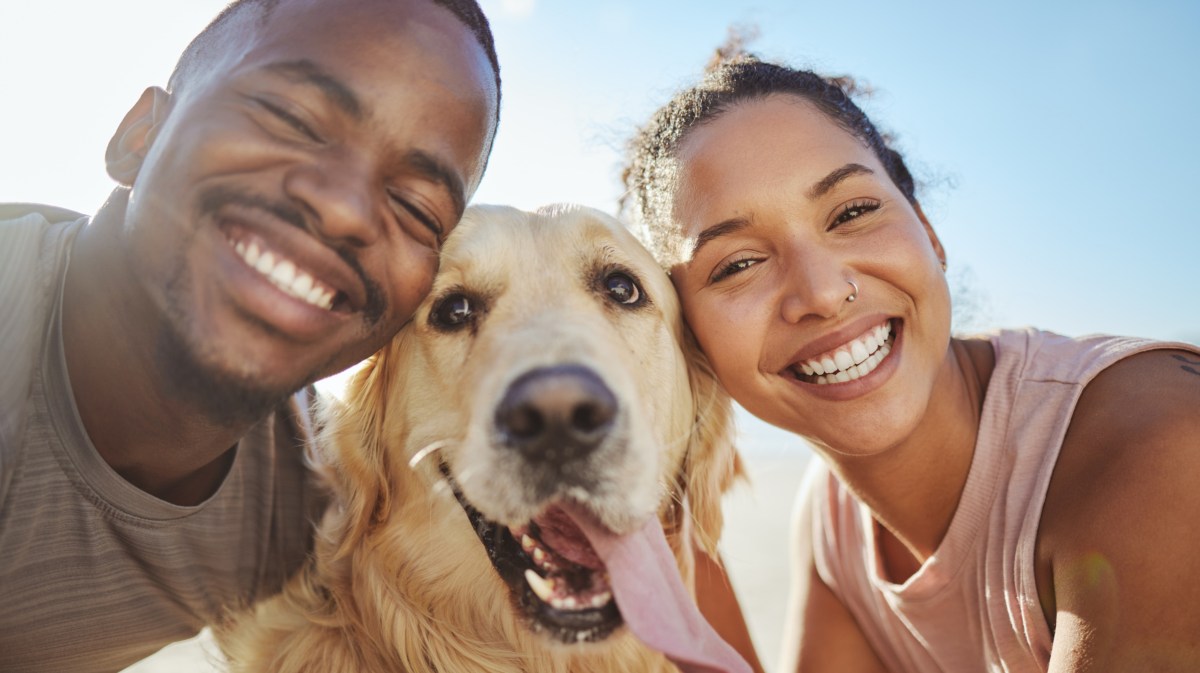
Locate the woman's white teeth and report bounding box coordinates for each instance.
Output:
[230,238,336,310]
[850,340,870,364]
[834,350,855,372]
[798,322,893,384]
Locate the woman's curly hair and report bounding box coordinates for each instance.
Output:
[620,43,916,267]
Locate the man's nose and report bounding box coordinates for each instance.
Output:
[283,153,380,247]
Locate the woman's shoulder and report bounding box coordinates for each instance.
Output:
[1045,343,1200,524]
[1036,346,1200,663]
[1058,345,1200,488]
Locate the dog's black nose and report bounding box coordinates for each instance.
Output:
[495,364,617,464]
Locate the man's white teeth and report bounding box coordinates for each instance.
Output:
[798,322,894,385]
[231,238,336,310]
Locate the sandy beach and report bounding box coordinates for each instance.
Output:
[122,411,813,673]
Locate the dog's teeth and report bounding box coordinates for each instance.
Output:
[524,569,555,602]
[521,534,536,553]
[532,548,547,565]
[551,595,578,610]
[590,591,612,608]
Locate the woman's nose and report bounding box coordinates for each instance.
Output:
[778,253,853,324]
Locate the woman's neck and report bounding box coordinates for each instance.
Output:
[824,337,995,571]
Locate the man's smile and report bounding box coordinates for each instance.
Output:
[226,231,338,311]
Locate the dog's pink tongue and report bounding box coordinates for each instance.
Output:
[568,511,752,673]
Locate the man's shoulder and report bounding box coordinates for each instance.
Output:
[0,203,85,465]
[0,203,86,271]
[0,202,86,225]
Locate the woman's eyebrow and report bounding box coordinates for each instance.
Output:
[689,163,875,259]
[807,163,874,200]
[690,218,749,259]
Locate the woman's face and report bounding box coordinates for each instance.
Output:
[669,95,951,455]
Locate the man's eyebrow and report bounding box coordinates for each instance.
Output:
[405,150,467,220]
[690,218,749,259]
[807,163,875,200]
[264,59,363,121]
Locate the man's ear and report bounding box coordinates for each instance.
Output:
[913,201,947,270]
[105,86,170,186]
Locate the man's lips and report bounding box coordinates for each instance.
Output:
[227,233,337,310]
[214,203,368,314]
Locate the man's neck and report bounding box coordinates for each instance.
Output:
[61,192,258,506]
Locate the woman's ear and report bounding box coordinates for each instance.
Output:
[912,201,947,270]
[105,86,170,186]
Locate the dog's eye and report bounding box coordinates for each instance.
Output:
[604,272,642,306]
[430,293,474,330]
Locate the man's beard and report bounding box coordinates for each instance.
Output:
[156,255,328,429]
[155,325,312,428]
[142,184,387,427]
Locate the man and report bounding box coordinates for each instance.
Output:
[0,0,499,670]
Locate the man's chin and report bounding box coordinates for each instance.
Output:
[156,330,319,428]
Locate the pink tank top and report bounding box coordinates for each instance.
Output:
[807,328,1200,672]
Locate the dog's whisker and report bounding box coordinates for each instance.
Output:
[408,440,450,469]
[454,466,478,489]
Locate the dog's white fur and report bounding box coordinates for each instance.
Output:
[217,205,741,672]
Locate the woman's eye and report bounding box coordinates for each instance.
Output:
[710,257,760,284]
[831,199,881,228]
[430,293,474,330]
[604,272,643,306]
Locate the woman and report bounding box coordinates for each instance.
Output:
[622,54,1200,672]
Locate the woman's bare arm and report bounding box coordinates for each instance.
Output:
[779,474,889,673]
[1042,349,1200,672]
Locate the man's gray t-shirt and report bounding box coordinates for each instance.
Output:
[0,207,326,672]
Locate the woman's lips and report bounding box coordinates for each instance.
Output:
[785,319,895,384]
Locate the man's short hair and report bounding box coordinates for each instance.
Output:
[168,0,501,117]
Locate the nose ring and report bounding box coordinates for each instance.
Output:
[846,279,859,303]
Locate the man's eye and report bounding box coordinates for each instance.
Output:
[256,98,321,142]
[429,293,475,330]
[388,191,443,249]
[604,272,644,306]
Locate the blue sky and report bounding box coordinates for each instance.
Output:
[3,0,1196,350]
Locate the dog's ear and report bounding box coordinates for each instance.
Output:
[323,328,414,558]
[680,327,744,557]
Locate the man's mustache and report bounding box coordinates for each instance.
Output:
[197,185,386,326]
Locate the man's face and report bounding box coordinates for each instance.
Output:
[116,0,496,415]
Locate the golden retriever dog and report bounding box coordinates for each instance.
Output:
[217,204,745,672]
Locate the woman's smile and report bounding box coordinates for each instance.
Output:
[785,319,893,385]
